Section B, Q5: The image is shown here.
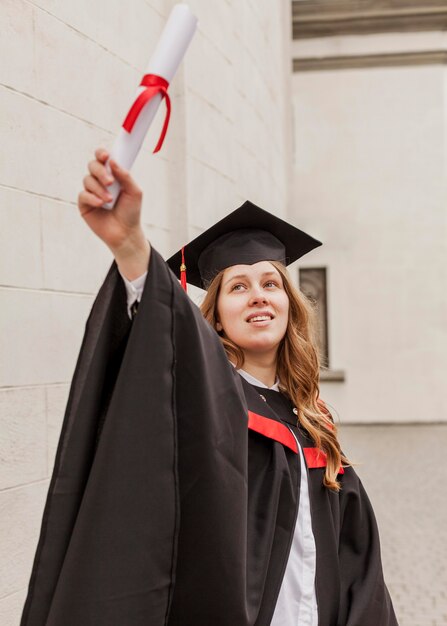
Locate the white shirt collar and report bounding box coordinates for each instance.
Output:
[237,368,280,392]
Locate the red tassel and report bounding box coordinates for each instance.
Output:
[180,246,187,292]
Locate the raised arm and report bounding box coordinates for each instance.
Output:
[77,148,150,280]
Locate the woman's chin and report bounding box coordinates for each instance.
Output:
[241,340,280,357]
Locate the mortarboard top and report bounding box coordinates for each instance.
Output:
[166,200,322,289]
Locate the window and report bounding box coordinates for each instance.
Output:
[298,267,329,368]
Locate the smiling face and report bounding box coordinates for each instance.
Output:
[216,261,290,361]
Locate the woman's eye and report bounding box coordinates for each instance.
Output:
[264,281,278,288]
[231,283,245,291]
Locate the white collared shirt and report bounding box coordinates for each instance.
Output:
[122,273,318,625]
[237,369,318,626]
[120,270,148,319]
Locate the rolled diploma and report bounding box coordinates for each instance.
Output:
[103,4,198,209]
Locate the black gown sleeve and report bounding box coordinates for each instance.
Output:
[20,248,252,626]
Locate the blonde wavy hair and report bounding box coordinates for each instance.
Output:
[200,260,349,491]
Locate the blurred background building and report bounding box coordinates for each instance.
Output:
[1,0,446,624]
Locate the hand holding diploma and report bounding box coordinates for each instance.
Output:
[77,4,197,276]
[78,148,150,280]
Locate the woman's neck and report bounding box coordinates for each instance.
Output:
[239,352,277,388]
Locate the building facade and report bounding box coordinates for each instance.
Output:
[291,3,447,624]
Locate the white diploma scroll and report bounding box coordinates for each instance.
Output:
[103,4,198,209]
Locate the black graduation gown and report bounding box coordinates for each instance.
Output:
[245,386,398,625]
[20,247,398,626]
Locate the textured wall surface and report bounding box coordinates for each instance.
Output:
[291,31,447,425]
[0,0,291,621]
[292,29,447,626]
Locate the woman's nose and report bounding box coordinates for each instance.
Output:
[249,288,268,305]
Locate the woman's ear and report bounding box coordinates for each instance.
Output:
[216,321,223,332]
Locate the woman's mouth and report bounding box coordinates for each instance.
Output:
[246,313,274,324]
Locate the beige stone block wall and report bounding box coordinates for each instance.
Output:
[184,0,292,234]
[0,388,47,490]
[0,0,292,621]
[291,32,447,425]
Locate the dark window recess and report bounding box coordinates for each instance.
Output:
[298,267,329,368]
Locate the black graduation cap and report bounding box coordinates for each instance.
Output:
[166,200,322,289]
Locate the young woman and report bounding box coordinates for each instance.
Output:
[21,149,398,626]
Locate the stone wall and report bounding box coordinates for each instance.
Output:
[0,1,292,622]
[291,31,447,425]
[291,27,447,625]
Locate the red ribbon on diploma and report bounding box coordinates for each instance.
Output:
[122,74,171,153]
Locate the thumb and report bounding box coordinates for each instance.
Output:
[109,159,140,195]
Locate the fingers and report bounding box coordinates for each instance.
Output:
[94,147,109,163]
[80,148,115,210]
[78,190,104,215]
[83,174,113,204]
[109,159,142,198]
[88,158,114,188]
[87,148,140,197]
[78,148,142,218]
